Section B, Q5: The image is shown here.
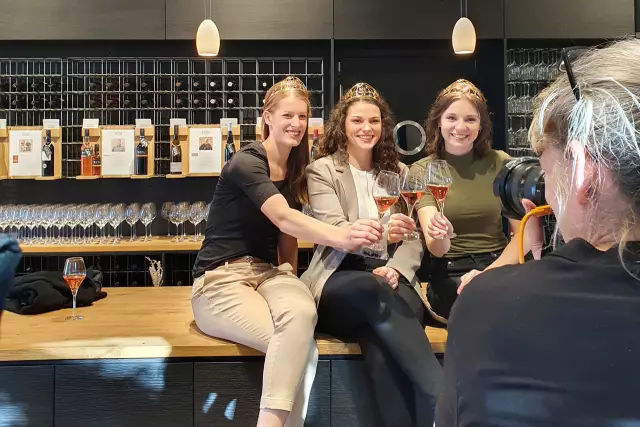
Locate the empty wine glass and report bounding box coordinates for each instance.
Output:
[140,203,156,241]
[125,203,141,241]
[63,257,86,321]
[426,160,455,239]
[161,202,174,237]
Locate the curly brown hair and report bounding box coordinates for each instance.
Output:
[318,87,400,175]
[424,79,493,159]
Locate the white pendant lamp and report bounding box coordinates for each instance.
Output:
[452,0,476,55]
[196,0,220,57]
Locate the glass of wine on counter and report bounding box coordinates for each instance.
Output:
[63,257,86,321]
[426,160,455,239]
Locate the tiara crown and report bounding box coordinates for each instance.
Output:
[440,79,485,101]
[270,76,309,97]
[343,82,380,102]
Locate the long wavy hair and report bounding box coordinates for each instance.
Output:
[424,79,493,159]
[318,85,400,175]
[261,76,311,205]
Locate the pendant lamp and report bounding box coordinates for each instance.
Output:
[196,0,220,56]
[452,0,476,55]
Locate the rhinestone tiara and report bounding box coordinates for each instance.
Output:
[342,82,381,102]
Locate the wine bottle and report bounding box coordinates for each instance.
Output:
[0,79,9,92]
[224,122,236,163]
[226,80,238,91]
[192,79,204,91]
[88,80,102,91]
[0,95,9,109]
[80,129,93,177]
[209,97,222,108]
[29,97,44,109]
[29,79,44,92]
[11,96,26,109]
[123,79,136,91]
[258,80,270,92]
[227,96,238,108]
[134,128,149,176]
[46,96,64,109]
[92,143,101,176]
[42,130,54,177]
[175,97,189,108]
[209,80,221,91]
[11,80,26,92]
[192,96,206,108]
[169,125,182,175]
[175,79,187,91]
[105,79,119,92]
[140,79,152,91]
[140,96,154,108]
[310,128,319,161]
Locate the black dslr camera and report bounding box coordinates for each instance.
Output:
[493,157,546,220]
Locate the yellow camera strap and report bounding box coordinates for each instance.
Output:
[518,205,552,264]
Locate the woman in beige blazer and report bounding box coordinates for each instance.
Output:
[300,83,441,427]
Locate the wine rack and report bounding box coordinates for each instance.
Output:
[0,56,326,177]
[506,48,562,158]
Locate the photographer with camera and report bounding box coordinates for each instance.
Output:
[437,39,640,426]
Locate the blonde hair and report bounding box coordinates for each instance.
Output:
[529,38,640,276]
[261,76,312,204]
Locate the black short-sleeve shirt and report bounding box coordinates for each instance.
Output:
[437,238,640,427]
[193,142,301,278]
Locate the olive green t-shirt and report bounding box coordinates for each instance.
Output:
[411,149,509,257]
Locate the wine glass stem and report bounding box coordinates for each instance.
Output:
[72,291,77,319]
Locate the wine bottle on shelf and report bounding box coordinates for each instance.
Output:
[42,130,54,177]
[80,129,93,177]
[169,125,183,175]
[88,80,102,91]
[134,128,149,176]
[209,97,222,108]
[122,95,135,108]
[46,80,62,92]
[140,79,152,91]
[0,79,9,92]
[123,79,136,91]
[29,97,44,110]
[175,97,189,108]
[89,97,102,108]
[209,80,221,91]
[92,143,102,176]
[46,96,65,109]
[175,79,187,91]
[224,122,236,163]
[11,80,26,92]
[105,79,119,92]
[11,96,26,109]
[310,128,319,161]
[29,79,44,92]
[105,97,119,108]
[226,80,238,91]
[258,80,270,92]
[0,95,9,109]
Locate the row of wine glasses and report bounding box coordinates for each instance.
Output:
[160,201,210,242]
[507,48,562,82]
[364,160,454,251]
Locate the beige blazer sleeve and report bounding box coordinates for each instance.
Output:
[386,163,425,283]
[306,161,351,229]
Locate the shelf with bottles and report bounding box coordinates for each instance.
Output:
[74,125,155,179]
[254,123,324,160]
[0,126,63,180]
[165,122,241,178]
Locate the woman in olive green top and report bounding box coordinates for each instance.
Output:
[410,79,536,322]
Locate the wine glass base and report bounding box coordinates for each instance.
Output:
[65,315,84,321]
[402,231,421,242]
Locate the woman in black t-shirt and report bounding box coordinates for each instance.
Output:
[192,77,388,427]
[438,39,640,426]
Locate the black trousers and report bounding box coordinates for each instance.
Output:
[317,269,442,427]
[427,251,501,320]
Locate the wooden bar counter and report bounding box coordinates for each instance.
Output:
[0,287,447,427]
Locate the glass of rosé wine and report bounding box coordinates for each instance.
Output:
[370,170,400,252]
[400,168,426,241]
[426,160,456,239]
[63,257,86,320]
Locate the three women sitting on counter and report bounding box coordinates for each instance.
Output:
[192,38,640,427]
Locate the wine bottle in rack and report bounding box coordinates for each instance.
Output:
[310,128,319,161]
[0,95,9,109]
[88,80,102,91]
[258,80,270,92]
[46,96,65,109]
[192,79,204,91]
[92,143,102,176]
[123,79,136,91]
[11,80,26,92]
[105,79,119,92]
[89,97,102,108]
[122,95,135,108]
[209,79,221,91]
[175,79,187,91]
[0,79,9,92]
[105,97,119,109]
[175,97,189,108]
[80,129,93,177]
[140,96,154,108]
[209,97,222,108]
[227,96,239,108]
[140,79,152,91]
[224,121,236,163]
[29,79,44,92]
[169,125,182,175]
[11,96,26,109]
[42,130,54,177]
[192,96,206,108]
[226,80,238,91]
[46,80,62,92]
[30,97,44,109]
[134,128,149,176]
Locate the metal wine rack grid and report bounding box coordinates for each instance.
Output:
[0,57,326,177]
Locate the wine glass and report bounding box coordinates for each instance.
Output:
[426,160,455,239]
[400,168,426,241]
[140,203,157,241]
[370,170,400,252]
[63,257,86,321]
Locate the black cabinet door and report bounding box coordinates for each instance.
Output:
[334,0,503,40]
[0,0,165,40]
[166,0,333,40]
[505,0,634,39]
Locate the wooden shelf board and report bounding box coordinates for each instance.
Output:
[0,287,447,361]
[75,175,100,180]
[19,236,314,254]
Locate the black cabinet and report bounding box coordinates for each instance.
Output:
[166,0,333,40]
[0,365,54,426]
[0,0,165,40]
[505,0,634,39]
[334,0,503,40]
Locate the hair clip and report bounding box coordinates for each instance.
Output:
[342,82,381,102]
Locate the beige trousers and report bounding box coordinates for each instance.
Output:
[191,260,319,426]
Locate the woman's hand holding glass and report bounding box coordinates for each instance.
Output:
[387,214,417,244]
[426,212,454,240]
[341,219,384,252]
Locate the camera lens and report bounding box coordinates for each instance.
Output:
[493,157,546,220]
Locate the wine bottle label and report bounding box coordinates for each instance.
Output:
[170,162,182,173]
[82,147,92,157]
[42,146,52,161]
